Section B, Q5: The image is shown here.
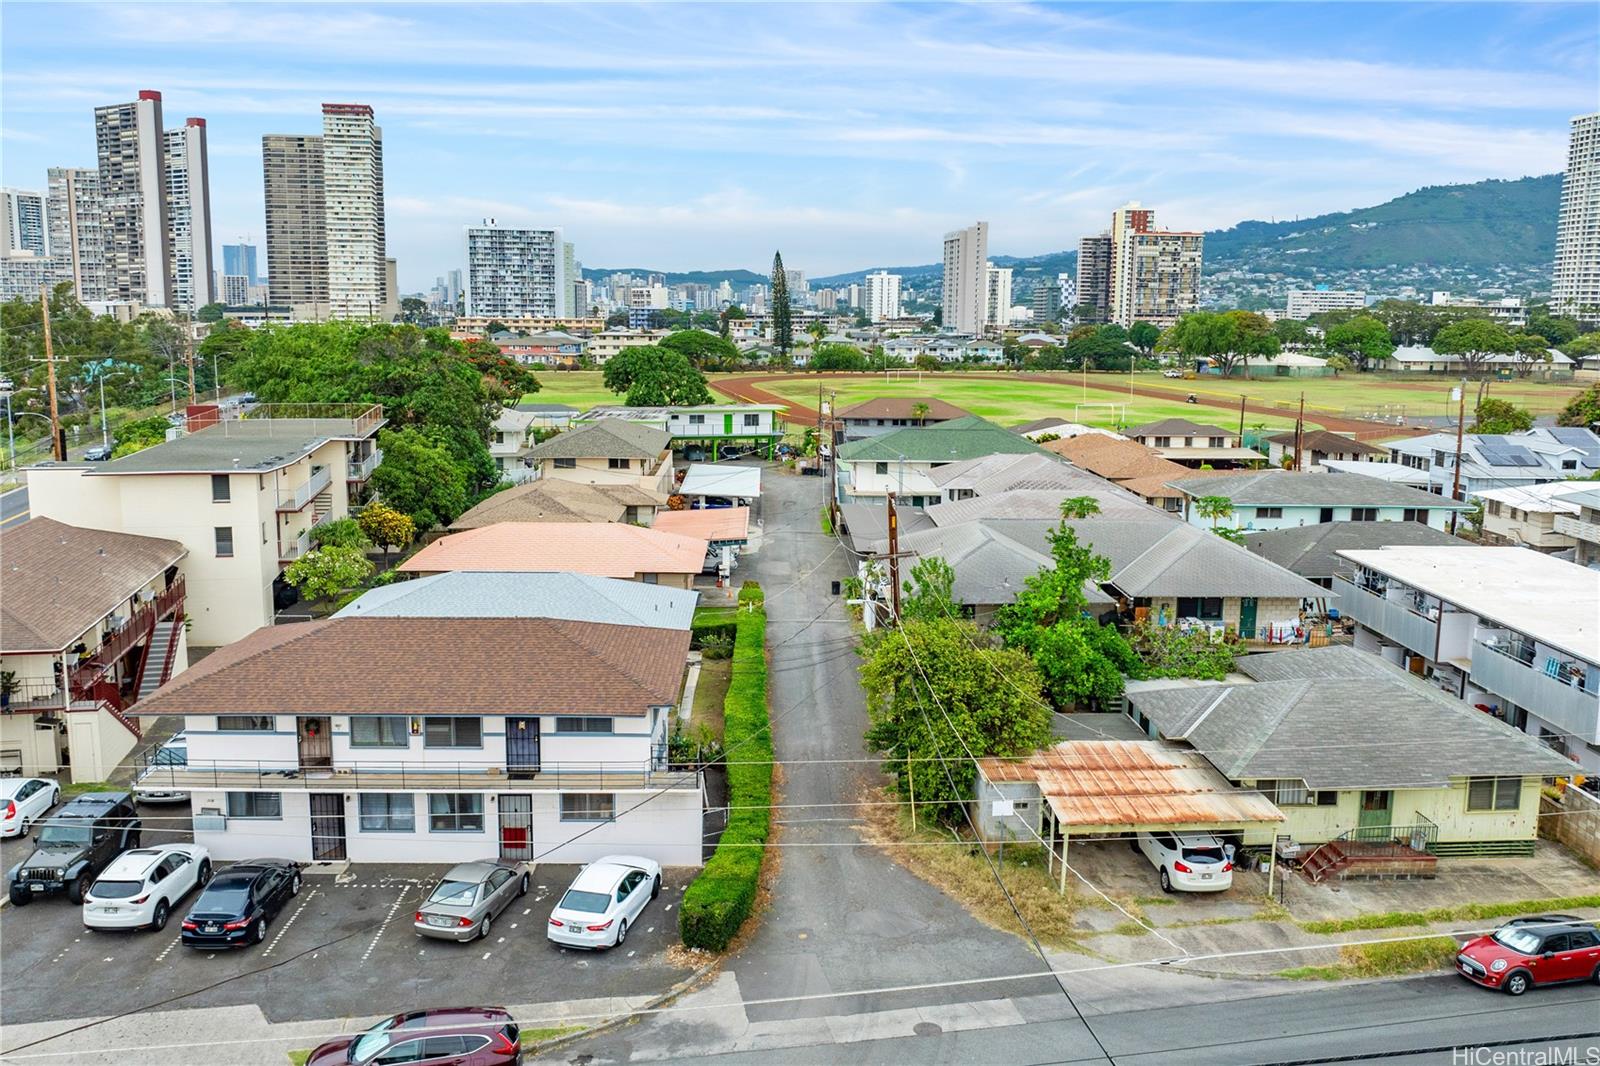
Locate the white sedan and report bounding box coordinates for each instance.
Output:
[547,855,663,950]
[1,778,60,838]
[1135,830,1233,893]
[83,843,212,931]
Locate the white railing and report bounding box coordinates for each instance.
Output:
[1470,639,1600,744]
[1554,514,1600,545]
[280,528,311,562]
[347,449,382,481]
[1330,575,1439,655]
[278,465,333,511]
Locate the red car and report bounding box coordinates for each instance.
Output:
[1455,916,1600,995]
[306,1007,520,1065]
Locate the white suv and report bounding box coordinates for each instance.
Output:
[83,844,211,931]
[1135,831,1233,893]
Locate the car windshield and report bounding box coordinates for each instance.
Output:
[1182,845,1226,863]
[428,879,480,906]
[1492,927,1543,954]
[36,824,92,847]
[91,879,144,899]
[559,889,611,914]
[350,1030,392,1061]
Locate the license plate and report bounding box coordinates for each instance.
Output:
[1200,873,1213,880]
[102,906,118,913]
[427,916,454,928]
[205,923,221,933]
[568,922,584,932]
[29,884,43,892]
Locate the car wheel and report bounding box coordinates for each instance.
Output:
[9,885,32,907]
[17,818,28,836]
[1129,837,1141,854]
[518,873,530,897]
[198,860,212,885]
[127,832,141,849]
[479,914,492,942]
[651,874,661,900]
[255,917,269,944]
[151,900,170,932]
[615,918,628,947]
[67,877,86,905]
[291,873,301,896]
[1592,963,1600,986]
[1503,971,1530,996]
[50,789,59,807]
[1159,868,1173,894]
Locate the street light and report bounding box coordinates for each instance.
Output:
[95,371,130,449]
[2,385,41,473]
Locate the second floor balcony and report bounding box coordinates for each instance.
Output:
[133,753,694,795]
[347,449,382,482]
[1471,638,1600,745]
[278,465,333,511]
[1554,513,1600,545]
[1331,573,1440,656]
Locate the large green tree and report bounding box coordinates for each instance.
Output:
[1128,321,1162,356]
[809,343,870,371]
[659,328,741,370]
[770,251,792,357]
[1557,383,1600,428]
[1323,315,1395,371]
[283,545,374,605]
[1160,310,1279,378]
[1470,398,1534,434]
[861,616,1052,825]
[601,345,714,406]
[367,427,470,530]
[1432,318,1514,378]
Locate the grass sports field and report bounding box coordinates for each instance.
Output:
[520,371,614,410]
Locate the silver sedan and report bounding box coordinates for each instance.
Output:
[413,859,530,942]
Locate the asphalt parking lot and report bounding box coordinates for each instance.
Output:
[1,797,697,1027]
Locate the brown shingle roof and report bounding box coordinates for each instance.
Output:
[1,518,187,652]
[128,616,689,717]
[400,522,708,577]
[1262,429,1386,456]
[1045,434,1188,481]
[1126,418,1234,438]
[450,480,662,529]
[836,397,971,421]
[525,420,670,460]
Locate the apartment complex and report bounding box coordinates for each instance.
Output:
[464,224,567,318]
[862,270,901,322]
[1553,112,1599,322]
[27,406,385,648]
[2,188,49,256]
[1285,289,1365,319]
[942,221,988,335]
[45,168,106,301]
[1333,547,1599,774]
[1078,202,1203,328]
[94,91,173,308]
[985,262,1012,328]
[1429,291,1528,329]
[261,103,387,319]
[163,119,214,314]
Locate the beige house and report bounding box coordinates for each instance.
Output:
[450,479,662,530]
[1124,418,1264,468]
[0,519,188,781]
[1562,489,1600,568]
[525,420,675,497]
[27,406,385,648]
[1475,481,1598,552]
[586,328,670,363]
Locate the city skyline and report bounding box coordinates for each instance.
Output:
[1,2,1595,289]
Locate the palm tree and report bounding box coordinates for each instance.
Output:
[1194,495,1234,529]
[910,402,929,426]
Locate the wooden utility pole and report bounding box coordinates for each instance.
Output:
[887,491,901,623]
[1237,394,1246,443]
[1450,379,1466,534]
[1294,393,1305,471]
[39,285,63,461]
[815,383,824,472]
[184,316,197,404]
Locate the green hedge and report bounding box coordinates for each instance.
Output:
[680,582,770,950]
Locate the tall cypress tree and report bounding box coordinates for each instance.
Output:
[771,251,793,356]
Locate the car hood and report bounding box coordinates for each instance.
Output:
[305,1037,355,1066]
[20,845,86,867]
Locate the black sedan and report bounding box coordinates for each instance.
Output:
[180,858,302,949]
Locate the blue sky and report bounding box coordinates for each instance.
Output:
[2,2,1594,290]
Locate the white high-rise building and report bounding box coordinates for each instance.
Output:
[942,221,988,334]
[862,270,901,322]
[1553,113,1600,322]
[321,103,386,320]
[2,188,50,257]
[560,242,578,317]
[464,223,566,318]
[1285,289,1366,319]
[985,263,1012,330]
[95,91,173,308]
[164,118,214,314]
[221,273,250,305]
[46,168,105,301]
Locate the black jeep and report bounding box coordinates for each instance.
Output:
[6,791,142,905]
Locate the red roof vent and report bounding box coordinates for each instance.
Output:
[138,90,162,101]
[186,117,206,127]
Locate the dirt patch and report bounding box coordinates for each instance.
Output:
[692,658,732,740]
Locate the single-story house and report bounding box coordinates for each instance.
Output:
[1242,521,1465,589]
[524,420,675,497]
[1044,434,1214,512]
[1124,418,1265,469]
[399,522,708,588]
[1167,469,1469,532]
[1262,429,1388,469]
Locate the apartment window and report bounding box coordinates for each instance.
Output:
[423,717,482,748]
[1255,507,1283,519]
[875,462,889,475]
[607,457,630,470]
[217,715,274,732]
[1319,507,1335,523]
[358,793,415,832]
[554,457,577,469]
[225,792,282,819]
[211,474,231,502]
[1403,508,1429,524]
[427,793,484,832]
[214,526,234,558]
[1154,436,1171,448]
[1350,508,1378,522]
[1486,500,1502,517]
[1209,437,1224,448]
[1176,597,1223,620]
[688,414,705,425]
[743,413,760,427]
[555,717,611,734]
[1466,776,1521,812]
[351,716,408,748]
[560,793,615,822]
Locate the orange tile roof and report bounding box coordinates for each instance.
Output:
[400,522,708,578]
[651,506,751,542]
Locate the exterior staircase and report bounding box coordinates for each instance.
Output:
[1301,821,1440,882]
[136,619,184,701]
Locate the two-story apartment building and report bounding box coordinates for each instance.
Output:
[585,329,670,363]
[577,405,786,460]
[1332,547,1600,774]
[488,329,587,368]
[1124,418,1264,469]
[1262,429,1387,469]
[27,406,385,647]
[1474,481,1600,552]
[127,572,702,866]
[1559,489,1600,569]
[0,519,188,780]
[1168,470,1467,532]
[524,420,675,497]
[834,398,972,443]
[489,408,539,483]
[836,416,1046,508]
[398,522,708,588]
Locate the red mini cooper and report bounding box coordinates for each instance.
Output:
[1455,916,1600,995]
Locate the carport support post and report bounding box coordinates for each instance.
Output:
[1058,829,1068,894]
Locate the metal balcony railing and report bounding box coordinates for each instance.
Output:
[347,449,382,482]
[277,466,333,511]
[1554,513,1600,544]
[280,528,311,562]
[132,756,701,793]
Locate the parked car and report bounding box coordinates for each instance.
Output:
[6,791,141,905]
[414,860,530,942]
[1455,916,1600,995]
[1134,830,1233,893]
[82,443,113,461]
[83,843,211,932]
[134,732,189,804]
[547,855,663,949]
[306,1007,521,1066]
[0,777,60,839]
[1162,368,1184,379]
[180,858,301,949]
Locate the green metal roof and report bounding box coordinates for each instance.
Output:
[836,416,1048,463]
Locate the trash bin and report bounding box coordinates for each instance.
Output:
[831,580,841,595]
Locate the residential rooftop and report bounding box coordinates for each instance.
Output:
[1262,429,1386,456]
[835,397,972,421]
[1243,521,1465,580]
[1126,418,1235,438]
[449,479,659,529]
[524,419,671,460]
[1166,470,1468,509]
[66,414,384,475]
[1471,480,1599,513]
[1336,546,1600,662]
[334,571,697,630]
[399,522,709,577]
[837,415,1047,463]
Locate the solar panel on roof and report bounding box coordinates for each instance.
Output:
[1548,428,1598,446]
[1479,443,1541,467]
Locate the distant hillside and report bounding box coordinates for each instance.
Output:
[1204,174,1560,271]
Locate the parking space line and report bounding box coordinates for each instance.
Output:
[360,888,407,964]
[480,950,491,961]
[262,888,318,958]
[155,936,181,962]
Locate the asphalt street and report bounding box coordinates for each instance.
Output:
[0,484,28,529]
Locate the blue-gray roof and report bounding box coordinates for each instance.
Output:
[335,571,697,630]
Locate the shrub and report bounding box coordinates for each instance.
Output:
[691,614,738,654]
[679,592,770,950]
